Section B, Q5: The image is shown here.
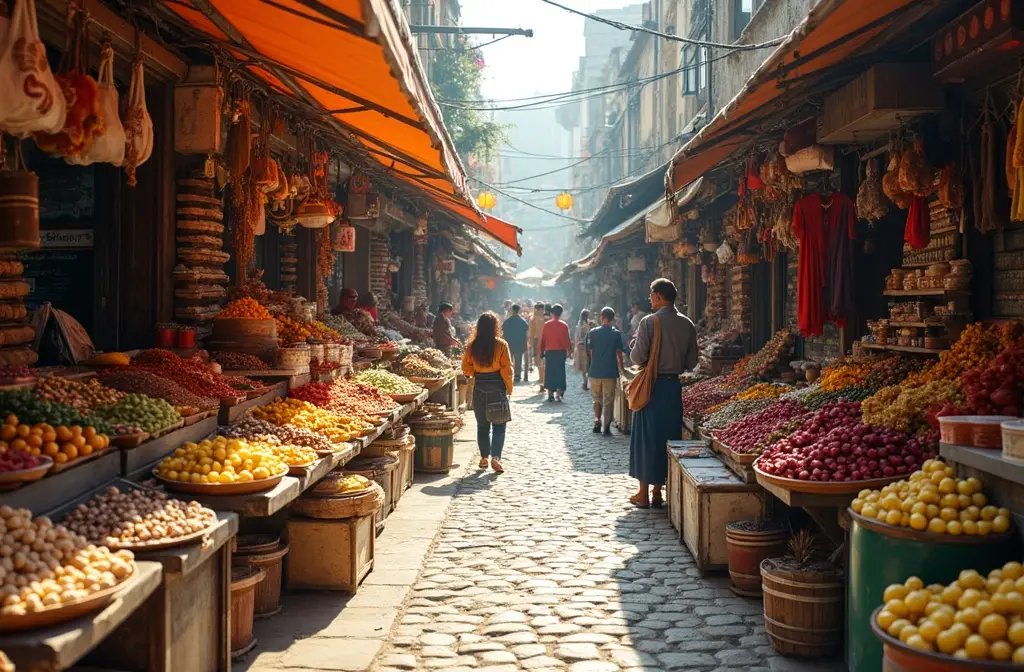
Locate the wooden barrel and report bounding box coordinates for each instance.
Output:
[230,565,265,658]
[413,427,455,473]
[345,456,399,532]
[0,170,40,251]
[234,542,289,618]
[291,483,383,519]
[726,521,788,597]
[761,558,844,658]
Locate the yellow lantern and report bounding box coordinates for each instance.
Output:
[477,191,496,210]
[555,192,574,211]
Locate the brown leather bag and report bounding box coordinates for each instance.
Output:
[626,316,661,412]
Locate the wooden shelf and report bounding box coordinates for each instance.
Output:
[217,381,287,424]
[940,442,1024,488]
[755,472,861,509]
[886,321,948,328]
[884,289,970,297]
[0,450,121,514]
[0,561,163,671]
[860,343,946,355]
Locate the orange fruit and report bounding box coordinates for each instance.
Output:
[62,445,78,460]
[82,426,96,439]
[15,424,29,438]
[55,426,72,442]
[54,452,68,463]
[42,442,59,456]
[79,444,93,457]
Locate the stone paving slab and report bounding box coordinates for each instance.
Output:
[236,372,849,672]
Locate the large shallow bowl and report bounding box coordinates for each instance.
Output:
[0,457,53,490]
[753,460,904,495]
[153,469,287,495]
[389,390,423,404]
[870,605,1020,671]
[0,565,137,632]
[103,524,218,552]
[848,509,1016,545]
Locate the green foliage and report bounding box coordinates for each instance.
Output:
[430,48,506,163]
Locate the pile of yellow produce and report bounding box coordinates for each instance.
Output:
[252,398,373,443]
[819,359,875,391]
[875,564,1024,661]
[155,437,287,484]
[0,506,136,616]
[275,314,312,345]
[266,441,317,467]
[335,474,372,493]
[731,383,789,401]
[861,380,964,433]
[217,297,272,320]
[851,460,1011,536]
[904,322,1024,387]
[0,418,110,464]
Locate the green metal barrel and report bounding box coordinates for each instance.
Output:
[413,428,455,473]
[847,511,1019,672]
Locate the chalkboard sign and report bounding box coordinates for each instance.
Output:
[22,249,94,333]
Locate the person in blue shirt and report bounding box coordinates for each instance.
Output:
[501,304,531,383]
[587,306,625,435]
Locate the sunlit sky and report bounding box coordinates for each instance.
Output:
[459,0,638,100]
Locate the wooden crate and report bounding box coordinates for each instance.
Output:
[613,379,632,434]
[667,453,684,537]
[285,514,375,593]
[80,513,237,672]
[681,459,766,575]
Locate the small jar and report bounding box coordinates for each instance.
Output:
[156,323,176,349]
[176,326,196,349]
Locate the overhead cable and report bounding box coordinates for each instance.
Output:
[539,0,787,51]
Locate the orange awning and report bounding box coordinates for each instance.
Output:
[163,0,521,251]
[668,0,934,192]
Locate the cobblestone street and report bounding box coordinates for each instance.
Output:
[374,372,839,672]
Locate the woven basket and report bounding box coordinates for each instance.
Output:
[291,483,383,519]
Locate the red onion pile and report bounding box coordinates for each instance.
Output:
[961,348,1024,416]
[757,401,937,482]
[0,448,43,473]
[716,400,806,454]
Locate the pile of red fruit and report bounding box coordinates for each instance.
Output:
[289,382,334,408]
[961,348,1024,416]
[683,378,745,419]
[757,401,937,482]
[0,365,33,380]
[716,400,806,454]
[0,447,44,473]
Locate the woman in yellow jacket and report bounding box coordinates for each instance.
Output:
[462,312,513,473]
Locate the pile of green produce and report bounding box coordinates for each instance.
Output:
[394,355,447,379]
[0,389,113,434]
[354,369,420,394]
[96,393,183,433]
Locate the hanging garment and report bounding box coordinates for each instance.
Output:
[904,195,930,250]
[792,192,857,338]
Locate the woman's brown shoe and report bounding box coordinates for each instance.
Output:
[490,458,504,473]
[478,458,488,469]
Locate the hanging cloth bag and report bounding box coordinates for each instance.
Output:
[0,0,66,136]
[626,316,661,412]
[68,41,124,166]
[122,54,153,186]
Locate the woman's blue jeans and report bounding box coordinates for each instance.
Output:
[474,410,506,459]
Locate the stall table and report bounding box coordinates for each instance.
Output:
[0,562,163,672]
[225,370,311,391]
[0,449,121,513]
[754,472,856,543]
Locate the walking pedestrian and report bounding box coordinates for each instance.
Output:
[573,309,592,391]
[587,307,625,435]
[502,304,530,383]
[628,279,698,508]
[540,304,571,402]
[461,312,513,473]
[528,301,546,390]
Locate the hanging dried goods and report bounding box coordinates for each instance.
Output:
[856,158,888,222]
[883,152,911,209]
[0,0,67,135]
[0,507,136,616]
[122,56,153,185]
[898,139,936,197]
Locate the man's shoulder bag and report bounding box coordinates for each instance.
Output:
[625,316,661,412]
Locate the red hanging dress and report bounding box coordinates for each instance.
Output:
[792,192,857,337]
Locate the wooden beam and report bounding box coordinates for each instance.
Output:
[36,0,187,81]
